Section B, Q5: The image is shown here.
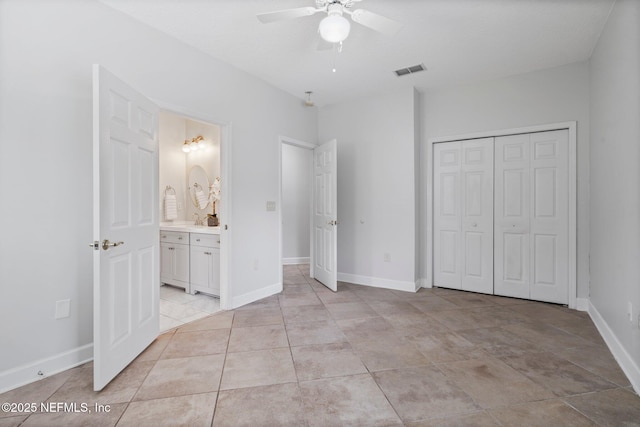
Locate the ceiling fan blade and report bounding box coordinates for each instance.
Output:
[257,7,320,24]
[349,9,402,36]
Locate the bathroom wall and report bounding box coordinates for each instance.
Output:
[185,119,221,222]
[159,112,221,223]
[159,111,187,221]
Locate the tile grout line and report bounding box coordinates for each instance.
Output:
[209,310,235,427]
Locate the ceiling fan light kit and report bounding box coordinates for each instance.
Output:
[319,14,350,43]
[257,0,401,45]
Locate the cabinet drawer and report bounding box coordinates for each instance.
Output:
[160,231,189,244]
[191,233,220,248]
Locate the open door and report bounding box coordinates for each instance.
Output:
[92,65,159,391]
[312,139,338,291]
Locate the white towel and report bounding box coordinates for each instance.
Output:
[164,194,178,220]
[195,189,208,209]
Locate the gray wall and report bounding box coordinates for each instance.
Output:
[589,0,640,382]
[419,61,591,299]
[282,143,311,262]
[0,0,316,391]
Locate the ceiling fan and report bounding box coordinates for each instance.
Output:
[257,0,402,44]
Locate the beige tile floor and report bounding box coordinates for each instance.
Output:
[2,264,639,426]
[159,284,221,332]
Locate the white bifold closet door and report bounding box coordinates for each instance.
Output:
[494,130,569,304]
[434,138,494,294]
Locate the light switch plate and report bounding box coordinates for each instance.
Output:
[266,201,276,211]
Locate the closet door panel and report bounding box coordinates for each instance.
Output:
[434,142,462,289]
[495,134,530,299]
[530,130,569,304]
[461,138,494,294]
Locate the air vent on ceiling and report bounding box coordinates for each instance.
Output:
[393,63,426,77]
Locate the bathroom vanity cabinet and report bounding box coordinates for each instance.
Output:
[160,226,221,297]
[190,233,221,296]
[160,231,190,291]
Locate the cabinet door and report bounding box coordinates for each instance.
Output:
[209,247,221,295]
[173,244,190,283]
[190,247,209,290]
[160,243,174,283]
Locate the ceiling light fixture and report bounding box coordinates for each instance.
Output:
[318,4,350,43]
[304,91,314,107]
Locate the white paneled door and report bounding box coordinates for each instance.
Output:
[434,138,494,293]
[434,141,462,289]
[495,130,569,304]
[92,65,159,391]
[313,139,337,291]
[461,138,494,294]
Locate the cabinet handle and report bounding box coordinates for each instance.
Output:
[217,240,221,244]
[204,251,211,255]
[178,237,183,240]
[196,238,200,242]
[162,235,167,238]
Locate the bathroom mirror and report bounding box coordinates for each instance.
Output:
[188,165,210,209]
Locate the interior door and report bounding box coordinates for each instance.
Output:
[92,65,159,391]
[494,130,569,304]
[461,138,494,294]
[529,130,569,304]
[494,133,531,299]
[433,141,462,289]
[312,139,337,291]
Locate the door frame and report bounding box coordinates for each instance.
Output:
[278,135,316,286]
[153,99,232,310]
[425,121,577,309]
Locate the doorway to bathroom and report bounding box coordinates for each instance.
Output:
[92,64,232,390]
[158,110,227,331]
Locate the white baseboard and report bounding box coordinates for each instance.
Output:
[282,257,310,265]
[231,283,282,309]
[588,301,640,394]
[417,278,432,289]
[337,272,418,293]
[576,297,589,312]
[0,344,93,394]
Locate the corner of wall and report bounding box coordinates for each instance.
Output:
[588,301,640,394]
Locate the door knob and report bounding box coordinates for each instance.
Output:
[102,239,124,250]
[471,222,477,227]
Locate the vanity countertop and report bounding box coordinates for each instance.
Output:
[160,223,221,235]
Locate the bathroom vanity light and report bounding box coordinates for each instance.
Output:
[182,135,207,153]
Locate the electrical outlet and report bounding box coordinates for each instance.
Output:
[628,302,633,322]
[384,253,391,262]
[266,201,276,211]
[177,201,183,210]
[253,259,259,271]
[55,299,70,319]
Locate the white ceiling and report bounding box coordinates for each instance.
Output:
[99,0,614,107]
